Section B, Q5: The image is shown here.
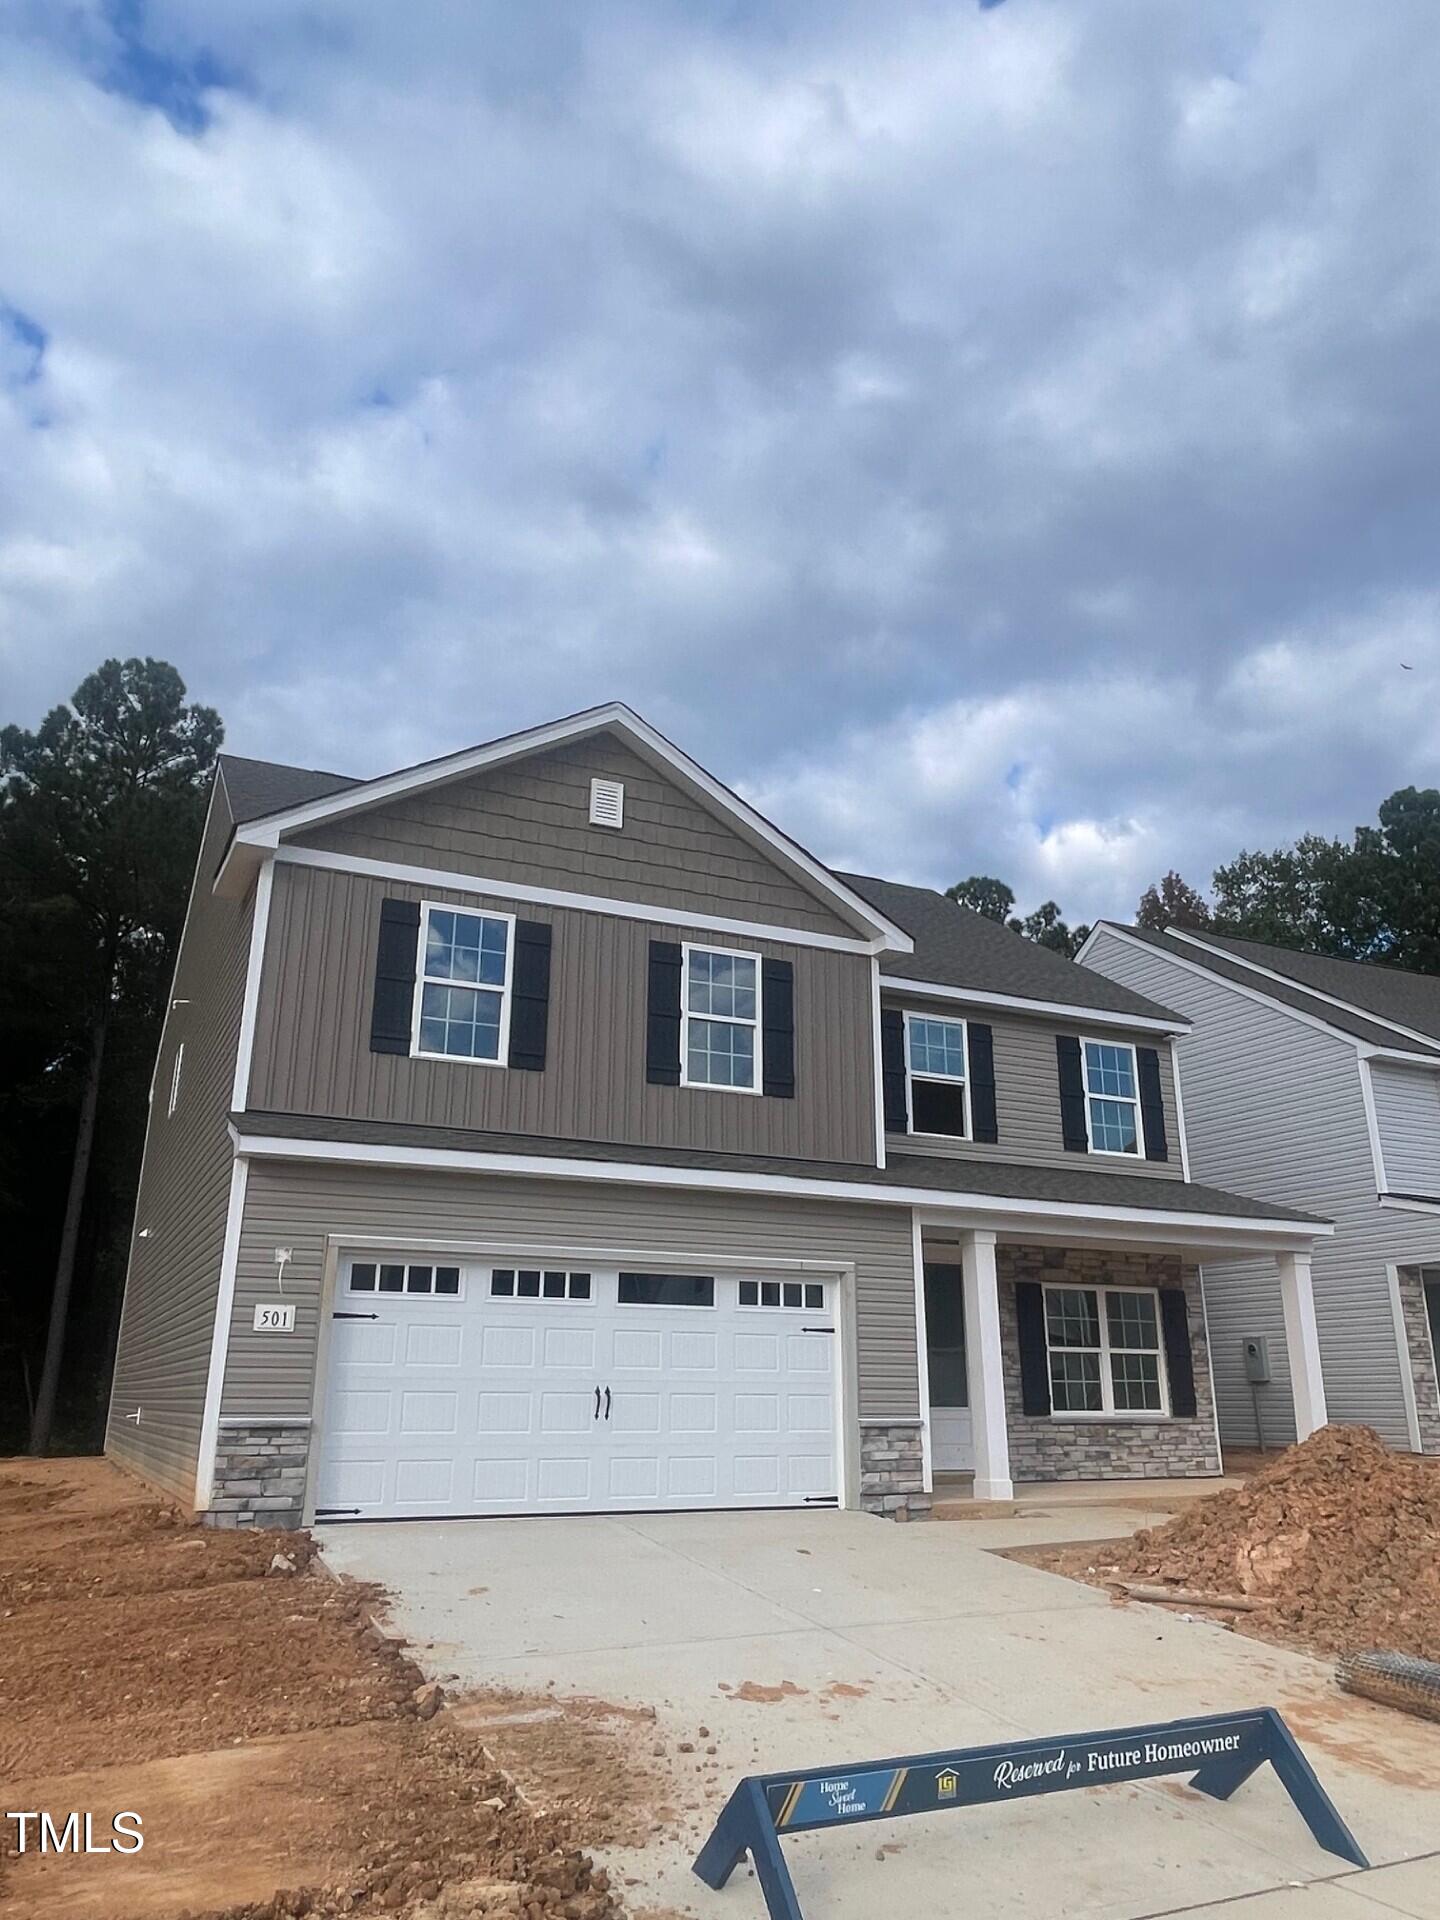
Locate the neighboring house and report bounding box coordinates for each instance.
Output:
[107,705,1328,1528]
[1080,923,1440,1458]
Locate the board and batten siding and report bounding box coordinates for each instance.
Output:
[106,783,253,1503]
[220,1160,921,1425]
[292,731,854,938]
[1371,1059,1440,1199]
[1084,929,1440,1452]
[248,862,876,1165]
[884,995,1182,1180]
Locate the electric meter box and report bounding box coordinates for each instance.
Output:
[1243,1336,1271,1385]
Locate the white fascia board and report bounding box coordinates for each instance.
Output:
[265,844,889,955]
[1384,1262,1425,1453]
[230,1128,1330,1247]
[878,972,1187,1035]
[225,702,913,952]
[1084,924,1370,1050]
[1360,1046,1440,1069]
[230,856,274,1111]
[1357,1056,1390,1193]
[1168,929,1440,1057]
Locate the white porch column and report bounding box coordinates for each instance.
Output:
[1278,1251,1328,1440]
[961,1229,1013,1501]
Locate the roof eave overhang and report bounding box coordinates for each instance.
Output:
[230,1127,1329,1256]
[213,703,913,949]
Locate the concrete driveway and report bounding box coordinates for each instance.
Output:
[320,1507,1440,1920]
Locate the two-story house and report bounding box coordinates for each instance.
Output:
[1081,923,1440,1459]
[107,705,1329,1528]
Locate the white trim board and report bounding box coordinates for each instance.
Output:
[230,1128,1331,1247]
[262,844,890,955]
[231,856,274,1111]
[1169,929,1440,1057]
[222,702,912,951]
[194,1158,249,1509]
[879,973,1186,1035]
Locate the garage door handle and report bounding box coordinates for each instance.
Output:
[604,1387,611,1421]
[594,1386,601,1421]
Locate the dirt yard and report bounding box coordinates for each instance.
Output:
[0,1458,681,1920]
[1014,1426,1440,1664]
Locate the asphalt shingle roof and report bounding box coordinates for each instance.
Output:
[234,1110,1322,1226]
[1195,929,1440,1047]
[1098,924,1440,1059]
[837,872,1186,1027]
[218,754,359,825]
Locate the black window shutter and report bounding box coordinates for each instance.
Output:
[646,940,683,1086]
[761,958,795,1098]
[507,919,552,1071]
[1159,1289,1197,1416]
[1056,1035,1089,1152]
[880,1007,908,1132]
[370,898,420,1055]
[968,1022,998,1143]
[1015,1281,1051,1416]
[1137,1046,1169,1162]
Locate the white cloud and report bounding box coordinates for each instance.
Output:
[2,0,1439,927]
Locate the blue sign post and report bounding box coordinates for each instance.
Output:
[693,1708,1367,1920]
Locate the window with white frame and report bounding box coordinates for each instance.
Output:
[1044,1284,1168,1416]
[166,1042,185,1118]
[905,1013,968,1136]
[414,904,513,1063]
[682,945,760,1091]
[1082,1039,1143,1155]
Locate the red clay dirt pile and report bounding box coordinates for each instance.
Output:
[1070,1425,1440,1661]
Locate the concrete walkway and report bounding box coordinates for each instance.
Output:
[320,1507,1440,1919]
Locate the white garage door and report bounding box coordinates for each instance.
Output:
[314,1255,840,1519]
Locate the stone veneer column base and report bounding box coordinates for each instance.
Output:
[1397,1267,1440,1455]
[859,1420,931,1520]
[204,1418,311,1530]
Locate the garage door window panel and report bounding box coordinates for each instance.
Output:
[413,904,514,1064]
[618,1272,716,1308]
[349,1260,460,1297]
[490,1268,591,1301]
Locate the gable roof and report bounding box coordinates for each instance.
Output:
[839,873,1187,1030]
[214,705,911,947]
[1092,923,1440,1059]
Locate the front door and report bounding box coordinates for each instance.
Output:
[925,1263,973,1472]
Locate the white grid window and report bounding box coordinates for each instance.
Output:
[682,946,760,1092]
[1083,1039,1143,1156]
[1044,1284,1167,1417]
[904,1012,968,1137]
[414,904,514,1064]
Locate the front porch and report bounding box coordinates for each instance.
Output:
[905,1206,1330,1509]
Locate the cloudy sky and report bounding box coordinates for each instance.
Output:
[3,1,1439,921]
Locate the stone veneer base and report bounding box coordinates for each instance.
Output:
[204,1419,310,1529]
[859,1419,931,1520]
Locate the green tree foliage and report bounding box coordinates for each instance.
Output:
[1009,899,1091,959]
[945,875,1015,922]
[0,659,221,1452]
[1136,870,1212,933]
[1135,789,1440,973]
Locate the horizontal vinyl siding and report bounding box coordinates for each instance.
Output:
[1085,930,1440,1450]
[294,732,853,937]
[886,999,1182,1180]
[1372,1060,1440,1199]
[106,787,250,1503]
[222,1162,920,1423]
[250,863,875,1164]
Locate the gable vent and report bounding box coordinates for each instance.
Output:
[589,777,625,829]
